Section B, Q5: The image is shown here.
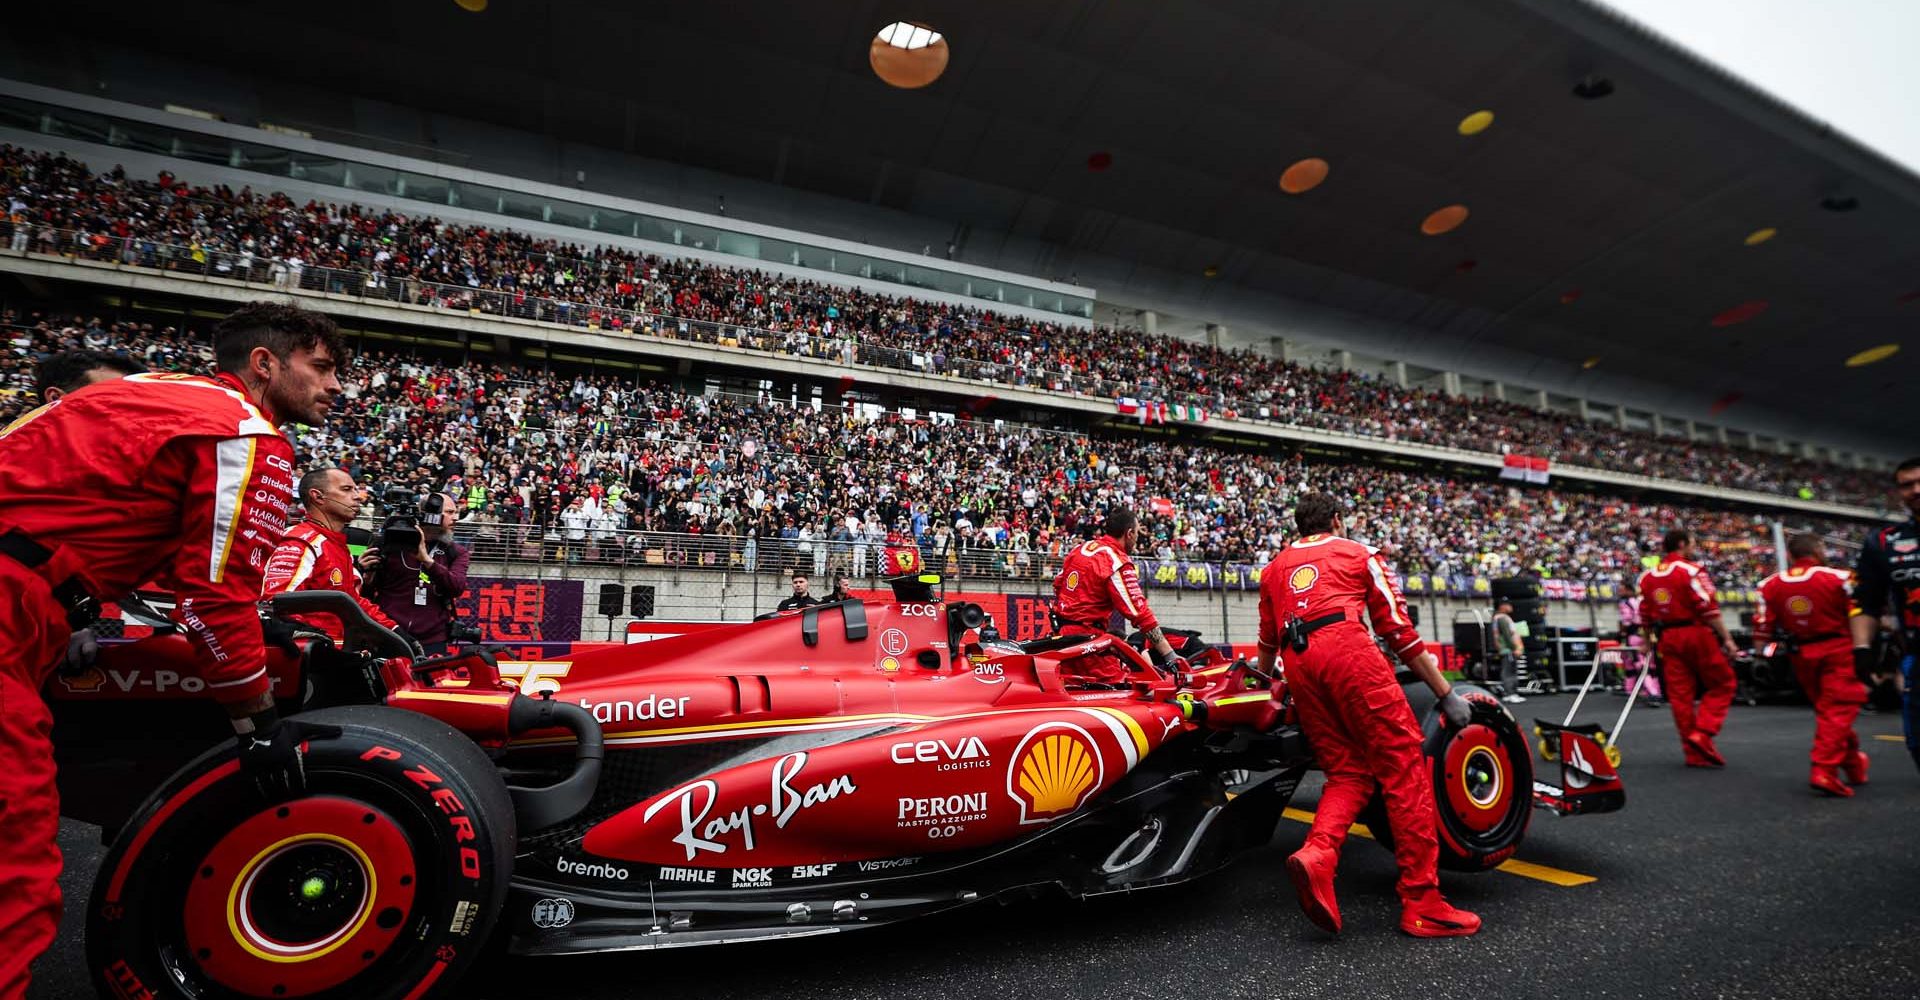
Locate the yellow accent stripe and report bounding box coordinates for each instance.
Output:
[1091,705,1149,759]
[1213,693,1273,707]
[512,711,940,745]
[390,690,515,705]
[210,437,257,584]
[1280,807,1594,886]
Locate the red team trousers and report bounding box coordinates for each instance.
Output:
[1792,641,1867,767]
[1655,624,1736,742]
[0,563,72,999]
[1286,622,1439,903]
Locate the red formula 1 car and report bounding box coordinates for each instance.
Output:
[54,578,1555,1000]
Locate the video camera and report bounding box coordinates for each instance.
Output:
[375,487,447,554]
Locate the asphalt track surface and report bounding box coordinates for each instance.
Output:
[35,693,1920,1000]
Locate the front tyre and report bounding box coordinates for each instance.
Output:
[87,706,514,1000]
[1362,685,1533,872]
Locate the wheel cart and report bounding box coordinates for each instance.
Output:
[1531,651,1652,816]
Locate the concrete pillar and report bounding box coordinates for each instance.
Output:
[1576,399,1591,421]
[1614,404,1629,428]
[1390,360,1408,388]
[1271,337,1296,364]
[1800,441,1816,460]
[1138,310,1158,336]
[1336,350,1353,371]
[1489,381,1506,402]
[1746,431,1760,450]
[1443,372,1462,398]
[1715,426,1729,446]
[1684,419,1697,441]
[1206,324,1224,349]
[1651,413,1665,436]
[1533,389,1549,410]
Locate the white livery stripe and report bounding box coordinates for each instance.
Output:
[209,437,257,584]
[1366,556,1406,626]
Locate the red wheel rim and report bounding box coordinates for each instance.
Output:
[182,796,418,997]
[1441,724,1514,833]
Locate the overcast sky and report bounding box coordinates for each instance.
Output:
[1597,0,1920,171]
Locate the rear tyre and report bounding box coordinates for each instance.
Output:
[87,706,514,1000]
[1360,685,1532,873]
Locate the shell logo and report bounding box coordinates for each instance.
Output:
[1652,587,1673,605]
[1786,595,1814,616]
[327,567,344,585]
[1064,570,1081,590]
[1007,722,1104,825]
[1289,565,1319,593]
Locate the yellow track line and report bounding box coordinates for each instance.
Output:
[1280,807,1596,886]
[1872,734,1905,743]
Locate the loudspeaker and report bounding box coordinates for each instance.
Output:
[1491,577,1539,601]
[597,583,624,618]
[1508,597,1546,624]
[1453,623,1487,653]
[630,585,656,619]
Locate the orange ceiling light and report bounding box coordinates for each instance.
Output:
[1279,158,1329,194]
[453,0,486,10]
[1203,264,1221,278]
[1420,204,1469,236]
[1710,300,1769,327]
[1744,227,1778,246]
[1846,344,1900,367]
[870,22,949,89]
[1457,110,1495,136]
[1581,356,1602,369]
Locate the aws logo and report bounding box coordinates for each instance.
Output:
[1786,595,1814,616]
[1289,565,1319,594]
[1008,722,1103,825]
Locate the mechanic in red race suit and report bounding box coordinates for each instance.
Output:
[1051,508,1181,682]
[1756,533,1870,797]
[0,301,344,1000]
[1638,528,1741,768]
[261,466,400,642]
[1850,456,1920,776]
[1258,493,1480,938]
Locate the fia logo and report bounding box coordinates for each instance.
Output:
[531,897,575,929]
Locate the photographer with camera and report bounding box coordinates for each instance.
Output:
[360,490,470,655]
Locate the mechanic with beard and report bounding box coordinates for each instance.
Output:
[1852,456,1920,775]
[262,466,400,643]
[1052,508,1182,683]
[0,301,344,999]
[361,491,470,656]
[1260,492,1480,938]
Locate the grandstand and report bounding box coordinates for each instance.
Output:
[0,0,1909,644]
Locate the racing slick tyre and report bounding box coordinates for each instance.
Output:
[1362,685,1532,873]
[85,706,515,1000]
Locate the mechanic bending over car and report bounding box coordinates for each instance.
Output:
[1052,508,1186,683]
[0,300,345,1000]
[261,466,402,644]
[1756,533,1872,797]
[1258,492,1481,939]
[1638,528,1741,768]
[360,490,470,656]
[1850,456,1920,776]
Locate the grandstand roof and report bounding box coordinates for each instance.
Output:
[18,0,1920,442]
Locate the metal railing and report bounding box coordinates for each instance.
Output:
[2,224,1880,508]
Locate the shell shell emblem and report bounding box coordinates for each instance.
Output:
[1289,565,1319,593]
[1652,587,1673,605]
[1786,595,1814,616]
[1007,722,1104,825]
[1064,570,1081,590]
[328,567,344,585]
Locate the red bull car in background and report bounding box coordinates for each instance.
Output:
[51,576,1601,1000]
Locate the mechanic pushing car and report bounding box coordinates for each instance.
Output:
[1052,508,1183,682]
[1756,533,1871,797]
[261,466,401,643]
[0,300,343,1000]
[1851,456,1920,775]
[1638,527,1741,768]
[1258,492,1480,938]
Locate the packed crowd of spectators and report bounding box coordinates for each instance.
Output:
[0,144,1883,506]
[2,311,1865,592]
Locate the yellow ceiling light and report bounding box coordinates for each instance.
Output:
[1845,344,1899,367]
[1420,204,1469,236]
[1457,110,1495,136]
[870,22,950,89]
[1744,227,1777,246]
[1279,158,1329,194]
[1203,264,1221,278]
[454,0,486,10]
[1581,356,1602,370]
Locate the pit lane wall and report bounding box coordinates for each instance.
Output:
[453,558,1658,652]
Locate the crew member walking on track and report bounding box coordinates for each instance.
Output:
[1259,492,1479,938]
[1757,534,1870,797]
[1851,457,1920,775]
[0,301,344,1000]
[261,466,400,642]
[1638,528,1741,768]
[1052,509,1181,683]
